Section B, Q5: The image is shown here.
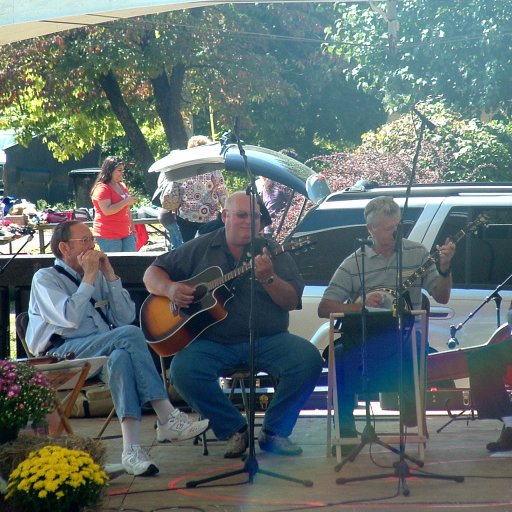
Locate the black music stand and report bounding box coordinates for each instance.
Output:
[332,308,421,470]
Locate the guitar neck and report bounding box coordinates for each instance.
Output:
[209,261,252,290]
[206,244,286,291]
[399,220,478,295]
[399,253,438,294]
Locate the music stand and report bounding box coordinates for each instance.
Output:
[186,124,312,489]
[332,305,421,470]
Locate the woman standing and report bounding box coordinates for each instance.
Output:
[91,156,138,252]
[162,135,228,243]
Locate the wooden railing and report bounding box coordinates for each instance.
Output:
[36,217,167,253]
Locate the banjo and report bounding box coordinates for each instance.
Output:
[358,214,489,310]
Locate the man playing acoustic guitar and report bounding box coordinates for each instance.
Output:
[143,191,323,458]
[318,196,455,453]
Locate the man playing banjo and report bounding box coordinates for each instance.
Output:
[318,195,455,450]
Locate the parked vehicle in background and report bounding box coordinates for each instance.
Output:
[146,144,512,358]
[288,182,512,356]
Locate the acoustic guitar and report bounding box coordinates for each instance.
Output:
[140,237,312,357]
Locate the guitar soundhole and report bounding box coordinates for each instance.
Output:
[193,284,208,302]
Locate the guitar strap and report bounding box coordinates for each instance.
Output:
[53,265,113,329]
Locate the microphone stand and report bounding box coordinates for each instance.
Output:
[446,271,512,348]
[186,122,312,488]
[0,230,34,275]
[336,110,464,494]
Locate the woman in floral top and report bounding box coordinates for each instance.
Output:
[166,135,228,242]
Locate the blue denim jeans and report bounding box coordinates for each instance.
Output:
[96,235,137,252]
[160,218,183,249]
[170,333,323,440]
[49,325,168,420]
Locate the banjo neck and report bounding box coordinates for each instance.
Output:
[364,213,489,306]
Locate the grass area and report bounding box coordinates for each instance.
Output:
[9,312,17,358]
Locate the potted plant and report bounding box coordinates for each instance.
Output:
[5,445,108,511]
[0,360,56,442]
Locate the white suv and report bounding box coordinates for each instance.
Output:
[288,183,512,356]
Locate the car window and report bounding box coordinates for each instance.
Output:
[292,207,422,285]
[434,206,512,289]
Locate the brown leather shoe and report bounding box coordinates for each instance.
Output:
[486,426,512,452]
[224,430,248,459]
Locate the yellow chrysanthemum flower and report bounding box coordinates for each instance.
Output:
[6,445,108,512]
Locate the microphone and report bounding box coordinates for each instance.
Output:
[447,324,459,349]
[356,237,373,247]
[414,107,436,131]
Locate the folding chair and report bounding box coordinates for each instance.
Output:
[15,312,114,438]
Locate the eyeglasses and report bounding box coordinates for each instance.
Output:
[67,236,96,245]
[230,211,262,221]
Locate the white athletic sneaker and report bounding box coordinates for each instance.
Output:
[156,409,209,442]
[121,445,159,476]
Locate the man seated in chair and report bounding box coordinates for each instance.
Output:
[26,220,209,477]
[318,196,455,452]
[143,191,323,458]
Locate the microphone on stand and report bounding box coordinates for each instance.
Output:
[356,237,373,247]
[447,324,459,349]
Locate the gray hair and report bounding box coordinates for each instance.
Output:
[364,196,400,226]
[50,220,81,259]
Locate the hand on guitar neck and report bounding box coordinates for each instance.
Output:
[141,237,313,357]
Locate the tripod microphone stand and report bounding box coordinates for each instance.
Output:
[336,107,464,495]
[447,270,512,349]
[187,122,312,489]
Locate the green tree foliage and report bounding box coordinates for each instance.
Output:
[325,0,512,118]
[0,3,384,188]
[309,101,512,190]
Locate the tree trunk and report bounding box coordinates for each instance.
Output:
[98,70,156,190]
[151,63,189,150]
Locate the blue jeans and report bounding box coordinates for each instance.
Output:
[50,325,168,420]
[170,333,323,440]
[334,320,420,429]
[160,218,183,249]
[96,235,137,252]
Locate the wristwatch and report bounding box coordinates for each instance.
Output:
[264,274,275,285]
[437,265,451,277]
